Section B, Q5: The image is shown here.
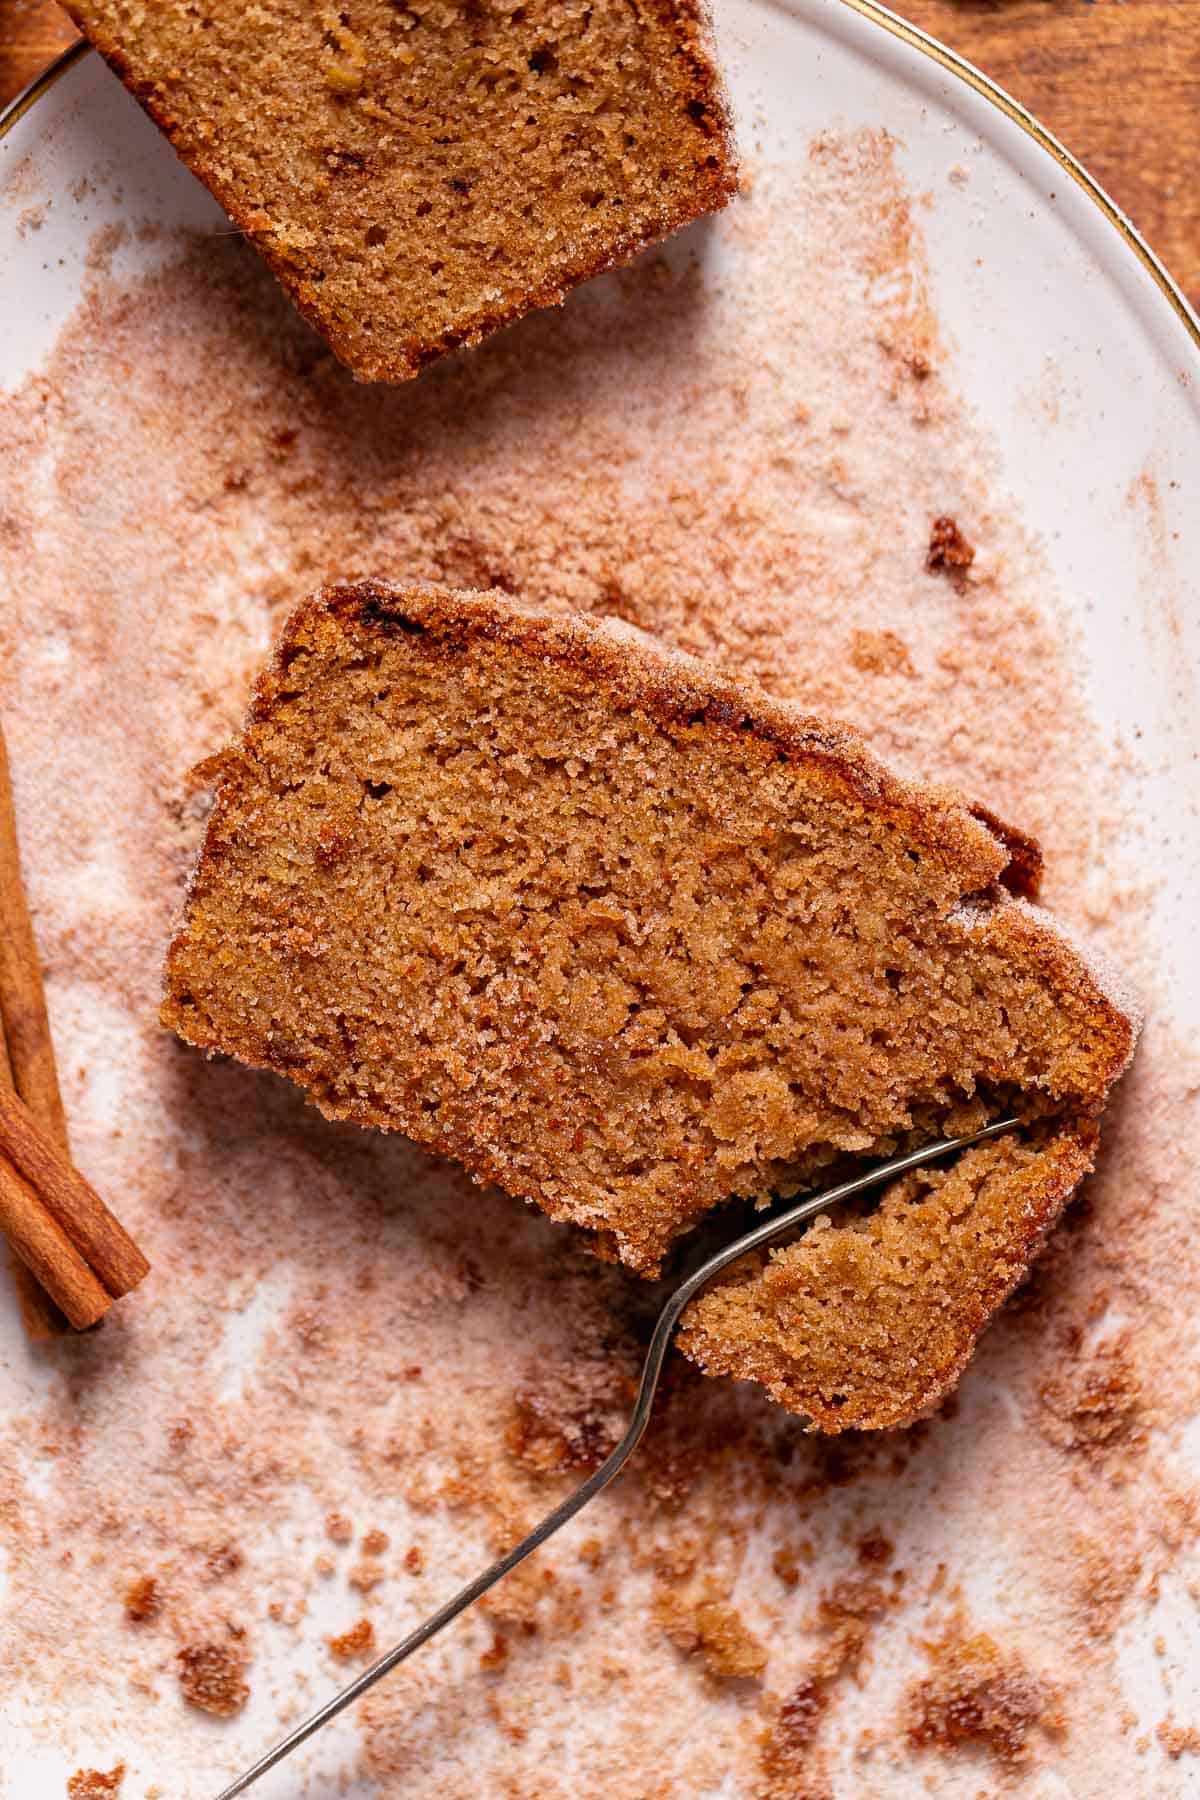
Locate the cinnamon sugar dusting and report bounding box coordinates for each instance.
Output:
[0,124,1194,1794]
[204,1540,244,1580]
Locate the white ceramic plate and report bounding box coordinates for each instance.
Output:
[2,6,1198,1796]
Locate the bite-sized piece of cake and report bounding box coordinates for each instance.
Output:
[678,1123,1096,1431]
[162,581,1137,1426]
[61,0,736,382]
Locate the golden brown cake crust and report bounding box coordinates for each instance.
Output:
[162,581,1138,1426]
[272,582,1039,890]
[61,0,737,382]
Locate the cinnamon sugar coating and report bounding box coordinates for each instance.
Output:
[162,582,1136,1426]
[60,0,736,382]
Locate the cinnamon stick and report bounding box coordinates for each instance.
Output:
[0,717,149,1326]
[0,1083,149,1298]
[0,1154,111,1329]
[0,1019,69,1337]
[0,719,75,1333]
[7,1229,67,1339]
[0,723,70,1147]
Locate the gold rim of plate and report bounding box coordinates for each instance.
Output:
[1,13,1196,356]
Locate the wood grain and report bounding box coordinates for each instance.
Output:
[902,0,1199,305]
[0,0,78,105]
[1,0,1196,299]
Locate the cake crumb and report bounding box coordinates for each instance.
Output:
[904,1630,1062,1764]
[759,1573,897,1785]
[848,629,914,676]
[655,1591,767,1681]
[506,1361,628,1474]
[759,1681,828,1794]
[325,1512,353,1545]
[328,1618,376,1661]
[67,1769,124,1799]
[814,1579,895,1676]
[1157,1718,1200,1758]
[403,1546,425,1575]
[361,1528,390,1556]
[349,1559,385,1593]
[176,1638,250,1718]
[692,1602,767,1680]
[926,514,975,582]
[124,1575,160,1623]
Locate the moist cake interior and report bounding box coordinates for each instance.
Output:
[162,583,1135,1426]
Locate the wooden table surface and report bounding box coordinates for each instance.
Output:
[2,0,1197,305]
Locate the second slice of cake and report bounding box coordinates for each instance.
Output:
[163,581,1136,1426]
[62,0,736,381]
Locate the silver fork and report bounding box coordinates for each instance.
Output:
[215,1116,1015,1798]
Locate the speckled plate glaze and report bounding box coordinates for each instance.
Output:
[1,3,1198,1794]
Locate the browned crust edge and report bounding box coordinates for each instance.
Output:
[967,801,1044,900]
[272,579,1011,874]
[59,0,738,383]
